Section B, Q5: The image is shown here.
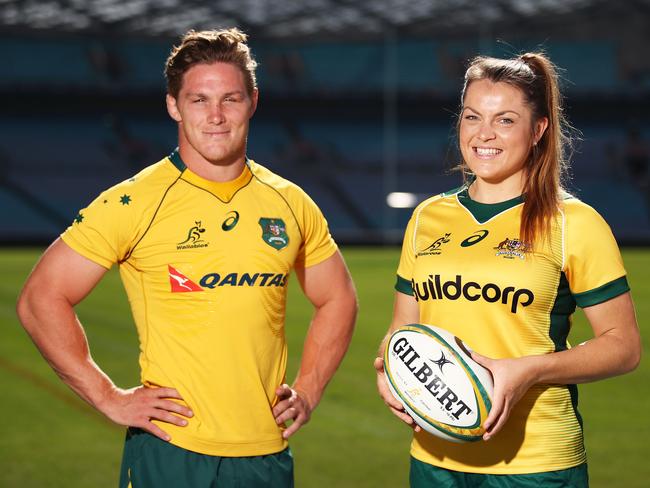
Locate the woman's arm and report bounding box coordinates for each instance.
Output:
[474,291,641,440]
[374,291,422,431]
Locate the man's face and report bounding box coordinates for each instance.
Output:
[166,62,258,167]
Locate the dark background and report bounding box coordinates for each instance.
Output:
[1,0,649,244]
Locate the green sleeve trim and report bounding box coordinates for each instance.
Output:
[395,275,413,295]
[574,276,629,308]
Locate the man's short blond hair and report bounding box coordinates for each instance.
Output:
[165,28,258,98]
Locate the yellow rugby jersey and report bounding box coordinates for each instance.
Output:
[395,185,629,474]
[62,149,337,456]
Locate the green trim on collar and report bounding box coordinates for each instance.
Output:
[457,188,524,223]
[168,148,186,172]
[440,184,466,197]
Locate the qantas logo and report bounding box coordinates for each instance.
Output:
[168,265,288,293]
[168,265,203,292]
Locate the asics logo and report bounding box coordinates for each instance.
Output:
[222,211,239,231]
[460,230,489,247]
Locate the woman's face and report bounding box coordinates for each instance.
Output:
[459,79,547,188]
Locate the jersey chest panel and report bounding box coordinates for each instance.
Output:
[121,182,299,334]
[130,183,298,277]
[410,202,563,356]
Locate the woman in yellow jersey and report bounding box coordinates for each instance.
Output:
[375,52,642,487]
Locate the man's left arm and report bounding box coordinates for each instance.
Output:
[273,250,358,439]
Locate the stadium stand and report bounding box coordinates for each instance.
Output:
[1,31,649,244]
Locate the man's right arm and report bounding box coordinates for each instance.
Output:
[16,238,193,441]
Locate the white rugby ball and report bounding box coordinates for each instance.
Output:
[384,323,493,442]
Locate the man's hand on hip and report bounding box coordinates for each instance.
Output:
[99,386,193,441]
[272,384,313,439]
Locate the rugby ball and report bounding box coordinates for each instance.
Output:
[384,323,493,442]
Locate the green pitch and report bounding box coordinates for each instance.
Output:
[0,247,647,487]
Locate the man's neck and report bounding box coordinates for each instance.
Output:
[179,147,247,183]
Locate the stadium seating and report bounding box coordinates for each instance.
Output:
[1,35,649,243]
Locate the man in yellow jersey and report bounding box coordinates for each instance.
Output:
[17,29,357,487]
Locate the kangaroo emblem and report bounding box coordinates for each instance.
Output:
[179,221,206,245]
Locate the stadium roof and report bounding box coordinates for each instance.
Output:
[1,0,649,40]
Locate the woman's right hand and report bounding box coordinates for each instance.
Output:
[374,357,421,432]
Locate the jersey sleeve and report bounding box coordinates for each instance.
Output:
[563,201,629,308]
[293,189,338,269]
[395,213,416,295]
[61,183,141,269]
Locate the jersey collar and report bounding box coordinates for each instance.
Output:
[168,148,186,171]
[457,186,524,223]
[167,148,253,202]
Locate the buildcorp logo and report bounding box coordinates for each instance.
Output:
[411,274,534,313]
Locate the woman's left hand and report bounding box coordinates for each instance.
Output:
[471,352,541,441]
[471,292,641,441]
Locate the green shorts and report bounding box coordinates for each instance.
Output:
[119,428,294,488]
[410,457,589,488]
